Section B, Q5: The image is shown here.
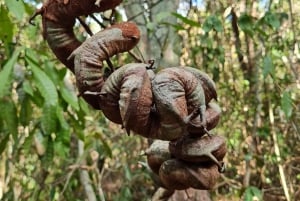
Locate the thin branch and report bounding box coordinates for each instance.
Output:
[128,50,143,63]
[288,0,296,49]
[90,14,106,29]
[127,0,162,21]
[268,97,291,201]
[78,140,97,201]
[230,8,248,73]
[77,17,94,36]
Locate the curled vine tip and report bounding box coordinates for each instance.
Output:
[146,60,155,69]
[29,9,43,26]
[218,162,226,173]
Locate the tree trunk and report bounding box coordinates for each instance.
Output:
[123,0,180,67]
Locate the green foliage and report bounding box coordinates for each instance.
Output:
[25,50,59,106]
[0,5,15,44]
[281,91,293,118]
[244,186,263,201]
[262,55,274,78]
[170,1,299,200]
[238,14,255,36]
[4,0,25,21]
[203,15,223,32]
[172,12,200,27]
[0,49,21,97]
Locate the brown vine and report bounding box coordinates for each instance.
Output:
[34,0,227,193]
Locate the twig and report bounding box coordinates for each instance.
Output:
[288,0,296,50]
[128,51,143,63]
[127,0,162,21]
[230,8,248,73]
[78,140,97,201]
[90,14,106,29]
[268,98,291,201]
[77,17,94,36]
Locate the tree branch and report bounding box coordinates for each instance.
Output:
[78,140,97,201]
[230,8,248,74]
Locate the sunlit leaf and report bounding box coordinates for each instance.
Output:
[20,95,32,126]
[96,133,113,158]
[156,11,170,22]
[23,80,34,96]
[22,130,35,154]
[42,136,54,167]
[4,0,25,21]
[244,186,263,201]
[203,15,223,32]
[0,49,21,98]
[79,98,90,114]
[238,14,254,36]
[161,22,185,30]
[0,134,10,155]
[172,12,200,27]
[59,83,79,110]
[263,12,280,29]
[41,104,58,135]
[262,55,274,78]
[0,98,18,140]
[146,22,156,31]
[25,53,58,106]
[281,91,293,118]
[0,5,15,43]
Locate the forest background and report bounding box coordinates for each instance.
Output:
[0,0,299,200]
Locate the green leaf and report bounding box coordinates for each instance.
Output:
[56,106,69,131]
[281,91,293,119]
[59,83,79,110]
[23,80,34,96]
[23,130,35,154]
[95,133,113,158]
[146,22,156,31]
[4,0,25,21]
[262,55,274,78]
[0,133,10,155]
[156,11,170,22]
[0,5,15,43]
[41,104,58,135]
[79,98,90,115]
[0,98,18,140]
[244,186,262,201]
[42,136,54,167]
[238,14,254,36]
[203,15,223,32]
[20,95,32,126]
[161,22,185,30]
[25,54,58,106]
[172,12,200,27]
[0,49,21,98]
[263,12,280,30]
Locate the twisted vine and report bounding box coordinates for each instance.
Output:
[32,0,227,192]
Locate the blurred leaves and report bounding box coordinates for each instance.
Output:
[238,14,255,36]
[244,186,263,201]
[281,91,293,119]
[172,12,200,27]
[25,51,58,106]
[0,5,15,44]
[0,49,21,97]
[203,15,223,32]
[262,55,274,78]
[4,0,25,21]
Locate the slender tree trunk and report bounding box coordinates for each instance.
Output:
[123,0,180,67]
